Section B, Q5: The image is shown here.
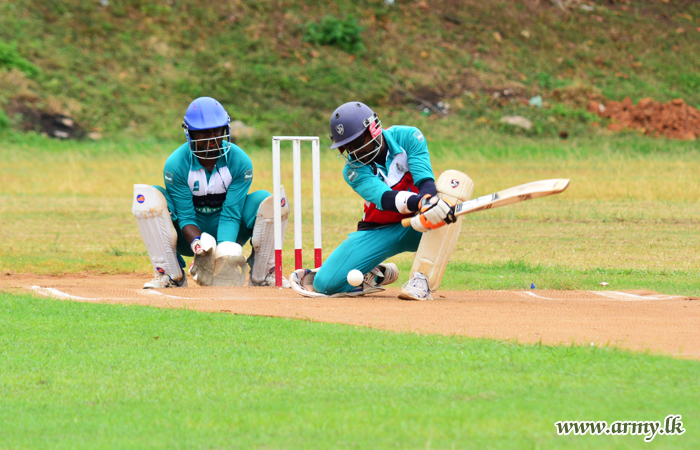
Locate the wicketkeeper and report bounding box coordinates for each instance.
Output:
[290,101,473,300]
[132,97,291,289]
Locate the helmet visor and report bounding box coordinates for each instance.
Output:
[188,127,231,160]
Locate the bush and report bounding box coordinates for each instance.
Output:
[303,15,365,54]
[0,107,10,128]
[0,41,41,78]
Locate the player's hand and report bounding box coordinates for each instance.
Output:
[190,236,206,255]
[419,195,452,225]
[409,213,447,233]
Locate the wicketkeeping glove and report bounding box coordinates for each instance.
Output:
[190,236,206,255]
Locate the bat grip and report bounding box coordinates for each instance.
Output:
[401,217,412,228]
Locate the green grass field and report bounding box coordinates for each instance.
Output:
[2,1,700,447]
[2,124,699,295]
[2,291,698,449]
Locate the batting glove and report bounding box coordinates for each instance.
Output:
[419,194,453,225]
[409,213,447,232]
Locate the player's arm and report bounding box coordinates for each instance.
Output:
[399,127,452,224]
[164,154,205,253]
[379,179,437,213]
[217,149,253,242]
[343,165,392,205]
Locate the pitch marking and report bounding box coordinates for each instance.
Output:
[141,290,191,300]
[592,291,683,301]
[520,291,558,300]
[30,286,99,301]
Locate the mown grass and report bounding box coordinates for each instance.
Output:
[1,125,699,295]
[1,291,698,449]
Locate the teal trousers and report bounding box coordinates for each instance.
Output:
[154,185,269,257]
[313,223,423,295]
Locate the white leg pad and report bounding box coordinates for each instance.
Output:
[189,232,217,286]
[132,184,184,281]
[212,241,247,286]
[250,185,290,284]
[410,170,474,291]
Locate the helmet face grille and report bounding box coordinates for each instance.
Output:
[188,130,232,161]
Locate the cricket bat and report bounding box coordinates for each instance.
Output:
[402,178,570,228]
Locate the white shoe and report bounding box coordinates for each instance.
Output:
[249,267,291,288]
[143,270,187,289]
[398,272,433,301]
[365,263,399,288]
[289,267,379,298]
[289,268,327,297]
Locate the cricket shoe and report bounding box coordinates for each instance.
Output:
[364,263,399,288]
[398,272,433,301]
[290,268,383,298]
[143,270,188,289]
[249,267,291,288]
[289,268,326,298]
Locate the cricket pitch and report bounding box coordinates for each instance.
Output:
[4,274,699,359]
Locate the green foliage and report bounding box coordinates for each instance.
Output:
[0,106,10,128]
[0,40,40,78]
[671,73,700,92]
[303,15,365,54]
[0,1,699,141]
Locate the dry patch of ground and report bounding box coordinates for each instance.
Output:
[4,274,699,359]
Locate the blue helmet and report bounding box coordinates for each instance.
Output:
[182,97,232,160]
[329,101,384,167]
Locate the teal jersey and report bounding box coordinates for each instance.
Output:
[342,126,434,226]
[163,143,254,242]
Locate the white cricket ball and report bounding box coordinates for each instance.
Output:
[347,269,364,287]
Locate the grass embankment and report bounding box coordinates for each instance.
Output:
[1,1,699,138]
[2,124,699,295]
[1,291,698,449]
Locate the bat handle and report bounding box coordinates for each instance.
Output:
[401,217,412,228]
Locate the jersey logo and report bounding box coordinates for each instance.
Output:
[164,171,174,184]
[336,124,344,135]
[244,169,253,180]
[396,163,404,173]
[413,130,424,142]
[347,169,358,182]
[193,180,200,192]
[450,179,459,188]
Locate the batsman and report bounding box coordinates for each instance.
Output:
[132,97,291,289]
[290,101,473,300]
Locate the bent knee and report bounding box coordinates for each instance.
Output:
[312,268,350,295]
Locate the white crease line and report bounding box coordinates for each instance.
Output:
[31,286,99,301]
[592,291,683,301]
[141,290,191,300]
[520,291,558,300]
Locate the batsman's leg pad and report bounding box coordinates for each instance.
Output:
[250,185,290,285]
[409,170,474,291]
[189,232,217,286]
[132,184,184,282]
[212,241,247,286]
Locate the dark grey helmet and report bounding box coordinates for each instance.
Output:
[329,102,377,149]
[329,101,384,167]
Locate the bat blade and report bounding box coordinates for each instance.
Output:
[401,178,570,228]
[453,178,570,216]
